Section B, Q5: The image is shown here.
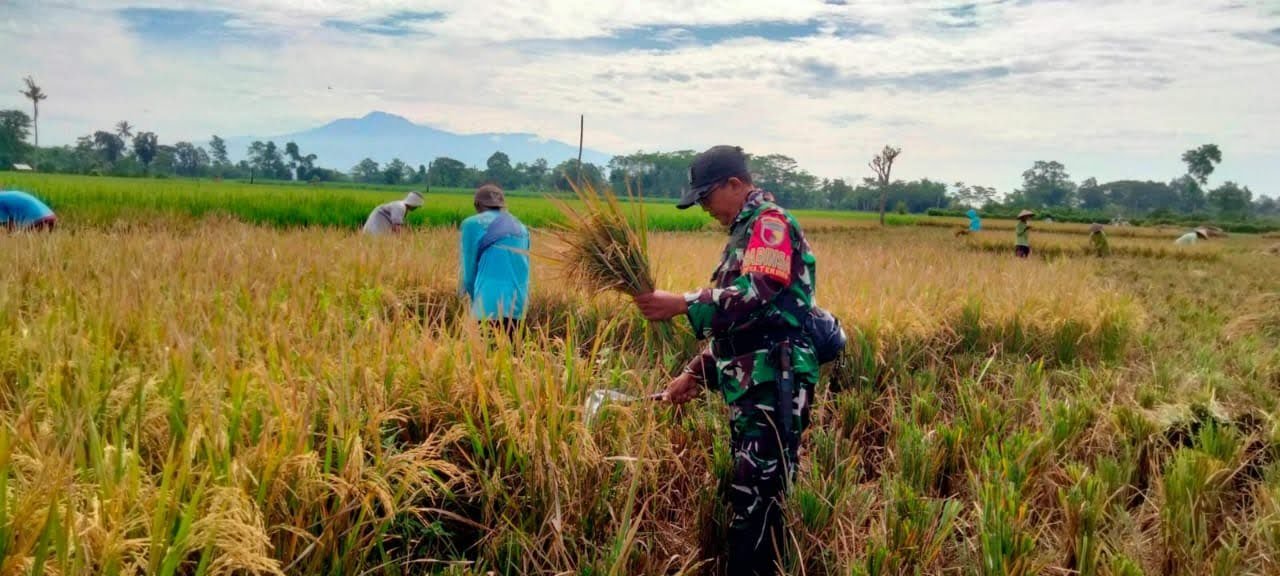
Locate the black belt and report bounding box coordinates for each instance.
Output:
[711,328,803,359]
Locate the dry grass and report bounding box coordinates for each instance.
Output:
[919,216,1196,239]
[1224,292,1280,342]
[2,218,1279,574]
[962,230,1228,261]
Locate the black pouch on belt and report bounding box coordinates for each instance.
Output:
[773,341,798,457]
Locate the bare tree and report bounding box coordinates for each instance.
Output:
[870,145,902,226]
[19,76,47,169]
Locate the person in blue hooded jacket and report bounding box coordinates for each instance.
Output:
[967,208,981,232]
[458,183,530,336]
[1,190,57,232]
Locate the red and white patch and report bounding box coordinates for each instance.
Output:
[759,216,787,247]
[742,213,792,282]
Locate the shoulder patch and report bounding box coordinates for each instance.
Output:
[742,212,792,282]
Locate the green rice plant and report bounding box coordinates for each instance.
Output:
[842,327,887,390]
[0,172,714,232]
[895,418,938,495]
[870,479,961,574]
[1113,405,1158,451]
[893,417,960,497]
[833,386,876,434]
[908,383,941,426]
[1058,463,1108,576]
[971,431,1047,576]
[1052,320,1089,365]
[1095,453,1140,516]
[790,428,876,574]
[792,427,862,532]
[852,544,892,576]
[1098,309,1131,363]
[1193,419,1242,463]
[958,299,985,353]
[1161,448,1232,573]
[956,378,1013,447]
[1045,396,1097,455]
[1209,526,1245,576]
[1109,553,1146,576]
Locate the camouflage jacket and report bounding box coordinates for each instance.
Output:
[682,189,818,403]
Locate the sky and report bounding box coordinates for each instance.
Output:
[2,0,1279,195]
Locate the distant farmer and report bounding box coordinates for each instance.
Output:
[0,190,56,232]
[459,183,530,335]
[631,145,817,575]
[967,208,982,232]
[1088,223,1110,257]
[1015,209,1034,258]
[362,191,424,235]
[1175,228,1209,246]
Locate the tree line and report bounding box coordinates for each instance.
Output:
[0,108,611,190]
[2,76,1275,221]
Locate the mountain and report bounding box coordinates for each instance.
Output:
[224,111,612,172]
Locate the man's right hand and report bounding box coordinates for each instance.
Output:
[663,372,701,405]
[633,290,689,321]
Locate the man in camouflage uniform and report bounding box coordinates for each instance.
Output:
[633,145,818,575]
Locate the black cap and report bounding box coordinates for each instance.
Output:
[676,145,751,209]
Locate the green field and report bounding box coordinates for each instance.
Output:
[0,172,922,231]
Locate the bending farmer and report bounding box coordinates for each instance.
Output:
[362,191,424,235]
[0,190,56,232]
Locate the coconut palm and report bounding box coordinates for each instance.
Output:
[19,76,47,168]
[115,121,134,143]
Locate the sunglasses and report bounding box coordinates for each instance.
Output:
[696,181,726,209]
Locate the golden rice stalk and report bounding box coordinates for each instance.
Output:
[1224,292,1280,342]
[545,178,655,296]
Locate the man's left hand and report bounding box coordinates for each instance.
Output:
[632,290,688,321]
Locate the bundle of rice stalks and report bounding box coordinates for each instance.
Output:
[546,179,655,296]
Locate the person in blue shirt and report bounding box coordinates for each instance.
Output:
[1,190,57,232]
[458,183,530,336]
[967,208,981,232]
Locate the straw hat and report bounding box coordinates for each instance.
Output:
[1194,227,1209,239]
[1017,209,1035,219]
[1089,223,1104,234]
[403,191,425,208]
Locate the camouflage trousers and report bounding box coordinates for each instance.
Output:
[723,371,818,576]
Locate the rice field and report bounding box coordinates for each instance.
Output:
[0,173,713,232]
[2,175,1280,575]
[963,230,1232,261]
[1,173,940,234]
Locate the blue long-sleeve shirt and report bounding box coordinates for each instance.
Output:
[1,190,54,228]
[459,210,530,320]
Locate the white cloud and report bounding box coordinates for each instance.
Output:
[1,0,1278,194]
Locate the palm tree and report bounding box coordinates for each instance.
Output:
[115,121,134,143]
[19,76,47,169]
